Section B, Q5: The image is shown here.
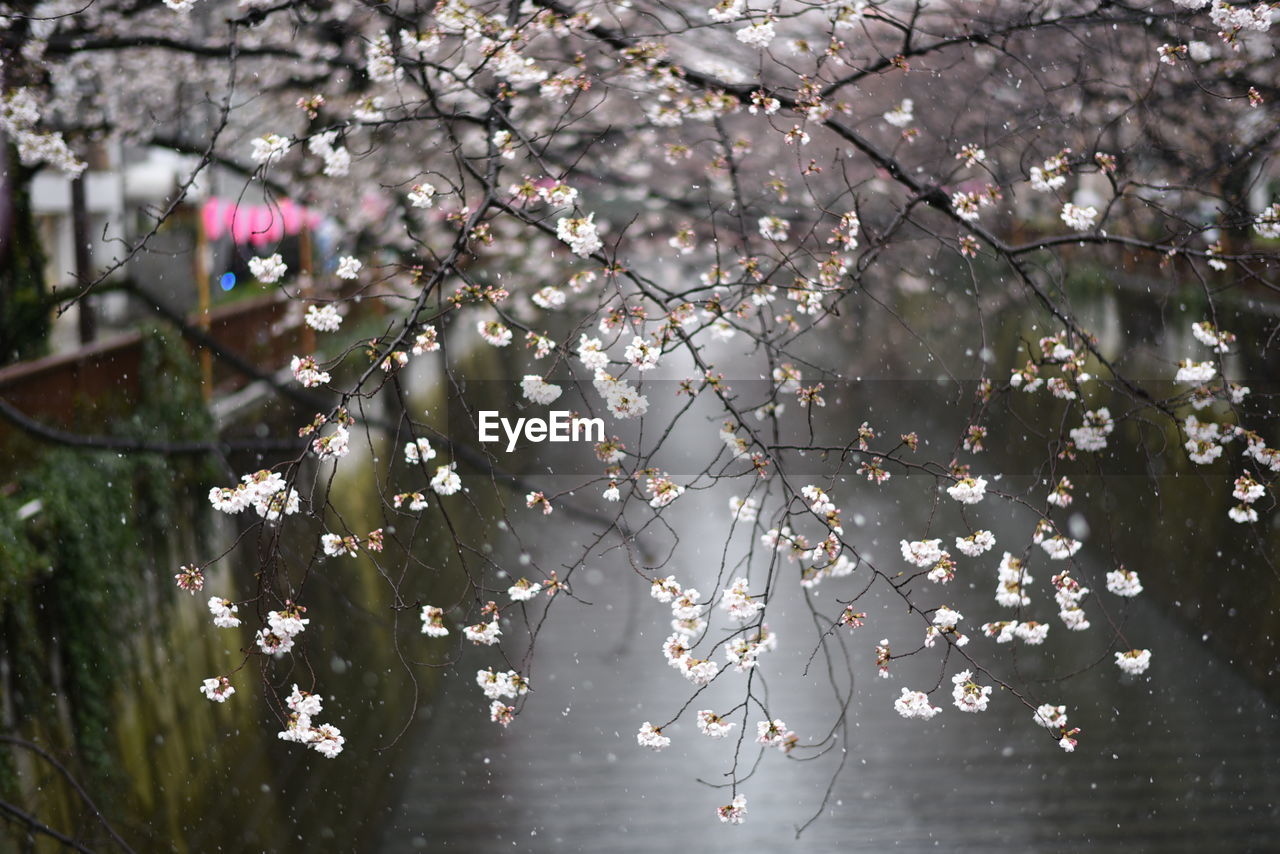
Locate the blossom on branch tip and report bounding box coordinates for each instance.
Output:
[1060,203,1098,231]
[521,376,563,405]
[956,530,996,557]
[208,596,241,628]
[947,476,987,504]
[637,722,670,750]
[175,565,204,594]
[883,99,913,127]
[508,578,543,601]
[697,710,736,738]
[291,356,330,388]
[305,304,343,332]
[421,605,449,637]
[200,676,235,702]
[1105,568,1143,597]
[477,320,513,347]
[556,215,603,256]
[490,701,515,727]
[335,256,361,279]
[894,688,942,720]
[464,619,501,646]
[717,794,747,825]
[952,671,992,713]
[1115,649,1152,675]
[755,718,793,749]
[250,134,290,165]
[249,254,287,283]
[432,463,462,495]
[736,20,776,48]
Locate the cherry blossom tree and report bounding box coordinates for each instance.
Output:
[3,0,1279,838]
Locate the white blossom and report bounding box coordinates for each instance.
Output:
[1033,704,1068,730]
[249,254,287,283]
[208,597,241,628]
[736,20,776,48]
[1060,203,1097,231]
[717,794,747,825]
[883,99,914,127]
[421,605,449,637]
[1115,649,1152,675]
[1105,569,1143,597]
[696,710,736,738]
[335,256,362,279]
[463,619,501,645]
[520,375,563,405]
[951,670,992,713]
[946,476,987,504]
[432,463,462,495]
[305,304,343,332]
[955,530,996,557]
[508,578,543,601]
[408,182,437,208]
[200,676,235,702]
[1175,359,1216,384]
[556,215,603,256]
[636,722,671,750]
[250,134,290,165]
[894,688,942,720]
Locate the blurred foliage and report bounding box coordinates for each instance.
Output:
[0,154,51,365]
[0,326,216,809]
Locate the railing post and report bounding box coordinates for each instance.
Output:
[194,204,212,401]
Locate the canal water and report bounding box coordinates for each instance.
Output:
[371,277,1280,851]
[374,461,1280,853]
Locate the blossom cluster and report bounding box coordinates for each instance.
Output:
[208,470,301,521]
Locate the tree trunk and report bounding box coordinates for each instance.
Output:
[0,144,50,365]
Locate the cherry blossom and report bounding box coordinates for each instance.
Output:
[1061,203,1098,231]
[894,688,943,721]
[174,565,205,594]
[883,99,914,127]
[696,710,737,738]
[636,722,671,750]
[463,620,501,646]
[947,476,988,504]
[431,464,462,496]
[556,215,603,256]
[508,578,543,601]
[952,671,992,713]
[200,677,236,703]
[335,257,362,280]
[420,606,449,638]
[1106,568,1144,597]
[1115,649,1153,675]
[208,597,241,629]
[716,794,747,825]
[248,254,287,283]
[305,304,344,332]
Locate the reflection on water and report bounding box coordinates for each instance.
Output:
[379,480,1280,851]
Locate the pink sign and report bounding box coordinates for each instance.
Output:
[201,197,323,246]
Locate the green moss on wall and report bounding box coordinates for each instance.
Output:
[0,325,217,825]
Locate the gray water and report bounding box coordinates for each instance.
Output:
[371,282,1280,852]
[375,471,1279,852]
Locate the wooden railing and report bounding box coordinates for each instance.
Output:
[0,292,301,445]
